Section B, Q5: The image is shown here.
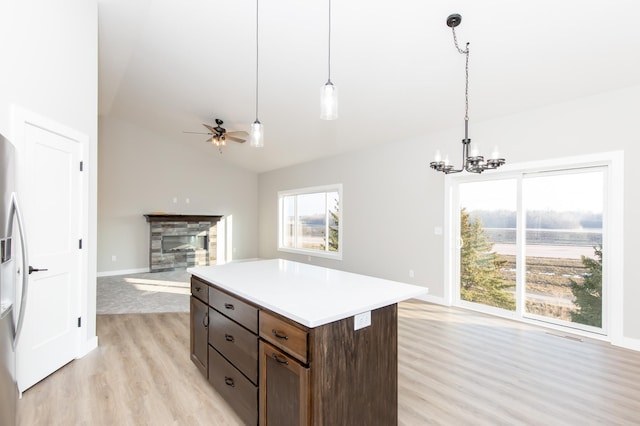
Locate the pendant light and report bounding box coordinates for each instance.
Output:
[320,0,337,120]
[429,14,505,174]
[249,0,264,147]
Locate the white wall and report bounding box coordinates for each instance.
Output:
[0,1,98,351]
[98,116,259,273]
[258,84,640,345]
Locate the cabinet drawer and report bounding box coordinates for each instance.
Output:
[209,346,258,426]
[259,310,308,364]
[190,276,208,304]
[209,308,259,384]
[209,286,258,334]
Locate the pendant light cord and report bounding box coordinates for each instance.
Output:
[327,0,332,83]
[255,0,260,121]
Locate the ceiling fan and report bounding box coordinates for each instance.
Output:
[184,118,249,152]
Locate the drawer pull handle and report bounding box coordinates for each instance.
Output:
[224,303,235,310]
[203,314,209,328]
[272,329,289,340]
[224,333,235,342]
[195,286,201,292]
[224,376,235,387]
[272,353,289,365]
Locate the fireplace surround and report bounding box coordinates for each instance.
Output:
[144,214,223,272]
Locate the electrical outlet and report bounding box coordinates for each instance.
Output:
[354,311,371,331]
[111,255,117,262]
[172,197,178,203]
[409,269,414,278]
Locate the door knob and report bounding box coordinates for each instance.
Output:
[28,266,48,274]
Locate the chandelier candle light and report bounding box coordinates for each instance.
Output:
[430,13,505,174]
[249,0,264,147]
[320,0,338,120]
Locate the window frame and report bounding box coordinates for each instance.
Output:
[277,184,343,260]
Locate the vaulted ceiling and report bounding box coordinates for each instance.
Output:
[98,0,640,173]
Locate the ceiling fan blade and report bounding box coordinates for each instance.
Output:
[183,131,212,135]
[227,130,249,138]
[202,123,217,133]
[227,136,246,143]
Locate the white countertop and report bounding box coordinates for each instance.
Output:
[188,259,428,328]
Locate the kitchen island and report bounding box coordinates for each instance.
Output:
[189,259,427,425]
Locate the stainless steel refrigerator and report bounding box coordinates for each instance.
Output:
[1,133,29,426]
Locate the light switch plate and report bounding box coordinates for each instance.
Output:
[354,311,371,331]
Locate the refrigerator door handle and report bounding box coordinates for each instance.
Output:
[8,192,29,349]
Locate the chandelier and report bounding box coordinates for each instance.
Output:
[430,14,505,174]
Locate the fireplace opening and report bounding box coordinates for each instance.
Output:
[162,234,209,253]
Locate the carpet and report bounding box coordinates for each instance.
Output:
[97,269,191,314]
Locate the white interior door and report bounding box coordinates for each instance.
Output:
[16,122,83,392]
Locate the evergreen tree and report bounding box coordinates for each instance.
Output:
[328,201,339,252]
[569,246,602,327]
[460,208,515,310]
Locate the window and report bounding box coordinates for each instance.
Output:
[278,184,342,260]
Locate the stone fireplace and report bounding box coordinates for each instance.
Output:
[144,214,223,272]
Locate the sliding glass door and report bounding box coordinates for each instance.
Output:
[456,167,606,334]
[522,169,604,329]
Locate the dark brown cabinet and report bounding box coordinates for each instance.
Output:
[259,341,309,426]
[209,346,258,425]
[209,308,259,384]
[190,296,208,377]
[258,306,398,425]
[191,275,399,426]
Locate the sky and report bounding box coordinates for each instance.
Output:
[459,170,604,213]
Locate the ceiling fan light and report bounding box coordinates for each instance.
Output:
[249,120,264,148]
[320,81,338,120]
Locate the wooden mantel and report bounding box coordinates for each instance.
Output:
[144,214,223,223]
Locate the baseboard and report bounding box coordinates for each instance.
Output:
[616,336,640,352]
[413,292,449,306]
[78,336,98,358]
[97,267,149,277]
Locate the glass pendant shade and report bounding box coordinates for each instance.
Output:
[249,120,264,148]
[320,81,338,120]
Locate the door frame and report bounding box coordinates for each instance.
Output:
[10,106,90,359]
[443,151,624,344]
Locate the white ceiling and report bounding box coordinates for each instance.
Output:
[98,0,640,173]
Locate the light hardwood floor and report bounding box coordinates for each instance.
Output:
[18,302,640,425]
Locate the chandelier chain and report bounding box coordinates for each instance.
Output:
[452,26,469,122]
